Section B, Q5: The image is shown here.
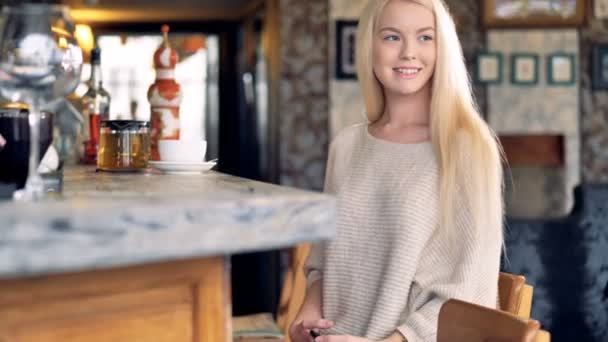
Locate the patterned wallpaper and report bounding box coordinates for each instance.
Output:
[279,0,329,191]
[446,0,488,116]
[581,13,608,182]
[329,0,368,137]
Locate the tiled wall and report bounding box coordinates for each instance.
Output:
[487,30,580,218]
[279,0,329,191]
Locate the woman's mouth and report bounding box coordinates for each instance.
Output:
[393,67,421,79]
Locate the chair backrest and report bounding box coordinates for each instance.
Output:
[438,299,541,342]
[498,272,534,318]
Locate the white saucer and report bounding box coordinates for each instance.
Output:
[149,161,217,174]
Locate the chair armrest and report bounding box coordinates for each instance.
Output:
[438,299,540,342]
[533,330,551,342]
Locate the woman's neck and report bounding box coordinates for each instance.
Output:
[369,84,432,144]
[381,84,431,129]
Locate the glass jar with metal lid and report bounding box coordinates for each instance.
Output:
[97,120,150,171]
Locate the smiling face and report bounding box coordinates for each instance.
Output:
[372,0,436,97]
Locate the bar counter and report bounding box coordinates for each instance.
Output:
[0,167,335,341]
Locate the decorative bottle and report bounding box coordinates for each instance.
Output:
[147,25,182,161]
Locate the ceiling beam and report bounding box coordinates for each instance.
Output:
[69,0,266,23]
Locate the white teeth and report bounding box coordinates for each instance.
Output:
[395,68,419,75]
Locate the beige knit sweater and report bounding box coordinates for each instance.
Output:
[305,124,502,342]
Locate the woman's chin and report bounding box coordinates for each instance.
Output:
[386,85,425,96]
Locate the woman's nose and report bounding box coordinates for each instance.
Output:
[400,41,416,60]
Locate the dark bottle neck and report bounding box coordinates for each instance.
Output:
[90,63,103,90]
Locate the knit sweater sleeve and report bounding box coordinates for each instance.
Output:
[397,179,502,342]
[304,137,338,287]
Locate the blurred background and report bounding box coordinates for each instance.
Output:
[0,0,606,341]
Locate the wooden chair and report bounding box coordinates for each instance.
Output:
[275,244,311,336]
[497,273,551,341]
[498,272,534,319]
[438,299,543,342]
[233,244,311,342]
[534,330,552,342]
[235,253,551,342]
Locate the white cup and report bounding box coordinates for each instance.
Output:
[158,139,207,163]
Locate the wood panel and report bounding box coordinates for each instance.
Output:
[69,0,266,23]
[8,304,193,342]
[0,258,218,305]
[0,256,231,342]
[195,257,232,342]
[499,134,564,167]
[0,285,191,327]
[264,0,281,184]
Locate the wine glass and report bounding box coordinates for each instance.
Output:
[0,4,83,201]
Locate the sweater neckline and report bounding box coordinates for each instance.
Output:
[364,125,432,149]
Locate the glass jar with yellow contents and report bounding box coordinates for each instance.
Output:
[97,120,150,171]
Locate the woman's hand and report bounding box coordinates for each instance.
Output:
[312,336,374,342]
[289,319,334,342]
[313,332,405,342]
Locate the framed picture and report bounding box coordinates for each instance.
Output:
[547,53,576,86]
[511,54,539,86]
[592,43,608,90]
[595,0,608,19]
[335,20,358,80]
[483,0,586,28]
[475,52,503,84]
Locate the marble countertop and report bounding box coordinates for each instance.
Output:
[0,167,335,279]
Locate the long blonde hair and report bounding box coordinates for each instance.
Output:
[356,0,504,240]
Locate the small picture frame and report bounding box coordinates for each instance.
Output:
[335,20,358,80]
[511,54,539,86]
[592,43,608,90]
[475,52,503,84]
[547,53,576,86]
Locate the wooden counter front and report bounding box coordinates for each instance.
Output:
[0,257,230,342]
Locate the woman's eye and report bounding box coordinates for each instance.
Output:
[419,35,434,42]
[384,35,400,41]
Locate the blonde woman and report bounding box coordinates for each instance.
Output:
[289,0,504,342]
